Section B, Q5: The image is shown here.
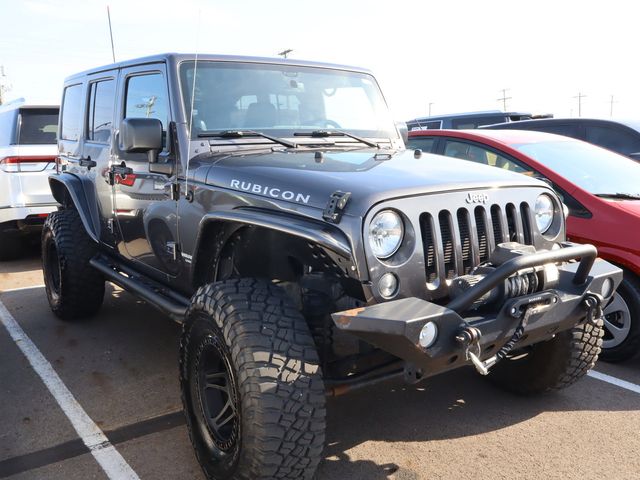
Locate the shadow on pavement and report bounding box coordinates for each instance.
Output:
[0,244,42,275]
[317,360,639,478]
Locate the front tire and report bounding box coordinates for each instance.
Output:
[42,209,105,320]
[180,278,326,480]
[488,318,604,395]
[599,274,640,362]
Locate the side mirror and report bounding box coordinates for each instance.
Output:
[120,118,163,164]
[395,121,409,145]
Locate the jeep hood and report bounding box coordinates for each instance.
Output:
[201,148,547,214]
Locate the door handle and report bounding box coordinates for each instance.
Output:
[79,156,97,169]
[110,162,133,176]
[109,162,134,185]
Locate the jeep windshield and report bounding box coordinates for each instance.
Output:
[513,139,640,197]
[179,61,397,143]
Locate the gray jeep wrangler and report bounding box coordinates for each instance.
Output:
[44,53,621,479]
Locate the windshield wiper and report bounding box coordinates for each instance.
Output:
[198,130,297,149]
[595,192,640,200]
[294,130,379,148]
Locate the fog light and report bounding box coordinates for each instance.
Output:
[378,273,398,298]
[419,321,438,349]
[601,277,614,299]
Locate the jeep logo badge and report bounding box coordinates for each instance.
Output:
[465,192,489,204]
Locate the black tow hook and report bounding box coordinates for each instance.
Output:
[582,294,604,325]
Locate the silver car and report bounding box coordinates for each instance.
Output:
[0,103,59,259]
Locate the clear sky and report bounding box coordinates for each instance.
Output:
[1,0,638,121]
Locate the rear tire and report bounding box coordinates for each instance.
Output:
[42,209,105,320]
[488,318,604,395]
[0,223,22,261]
[180,278,326,480]
[599,274,640,362]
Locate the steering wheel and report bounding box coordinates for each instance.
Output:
[309,118,341,129]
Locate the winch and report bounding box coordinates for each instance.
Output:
[449,242,560,311]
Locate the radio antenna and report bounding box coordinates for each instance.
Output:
[107,5,116,63]
[184,7,202,198]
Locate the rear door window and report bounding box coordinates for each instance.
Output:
[61,84,84,141]
[18,108,59,144]
[87,79,116,143]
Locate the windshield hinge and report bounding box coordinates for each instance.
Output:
[323,191,351,224]
[171,182,180,201]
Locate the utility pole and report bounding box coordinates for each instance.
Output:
[278,49,293,59]
[428,102,434,116]
[573,92,586,117]
[609,95,617,117]
[497,88,511,111]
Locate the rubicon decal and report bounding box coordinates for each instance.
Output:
[465,192,489,204]
[230,179,311,204]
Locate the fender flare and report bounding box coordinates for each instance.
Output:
[48,173,101,243]
[191,208,357,284]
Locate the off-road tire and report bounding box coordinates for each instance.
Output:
[488,318,604,395]
[0,223,22,261]
[599,273,640,363]
[42,209,104,320]
[180,278,326,480]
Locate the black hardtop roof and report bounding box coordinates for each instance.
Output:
[64,52,373,83]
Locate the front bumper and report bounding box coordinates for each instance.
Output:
[332,244,622,378]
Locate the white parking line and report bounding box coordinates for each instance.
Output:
[0,284,45,294]
[0,299,140,480]
[588,370,640,395]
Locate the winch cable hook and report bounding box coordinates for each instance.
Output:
[456,304,541,376]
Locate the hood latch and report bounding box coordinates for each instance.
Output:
[323,191,351,224]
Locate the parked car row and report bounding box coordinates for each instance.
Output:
[406,110,550,131]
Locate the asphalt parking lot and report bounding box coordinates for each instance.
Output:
[1,247,640,480]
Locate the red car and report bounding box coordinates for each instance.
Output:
[407,129,640,361]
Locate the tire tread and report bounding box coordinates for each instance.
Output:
[180,278,326,480]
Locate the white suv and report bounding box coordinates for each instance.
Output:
[0,103,59,259]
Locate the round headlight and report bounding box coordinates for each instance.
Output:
[535,194,555,234]
[368,210,404,259]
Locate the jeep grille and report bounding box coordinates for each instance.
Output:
[420,203,534,286]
